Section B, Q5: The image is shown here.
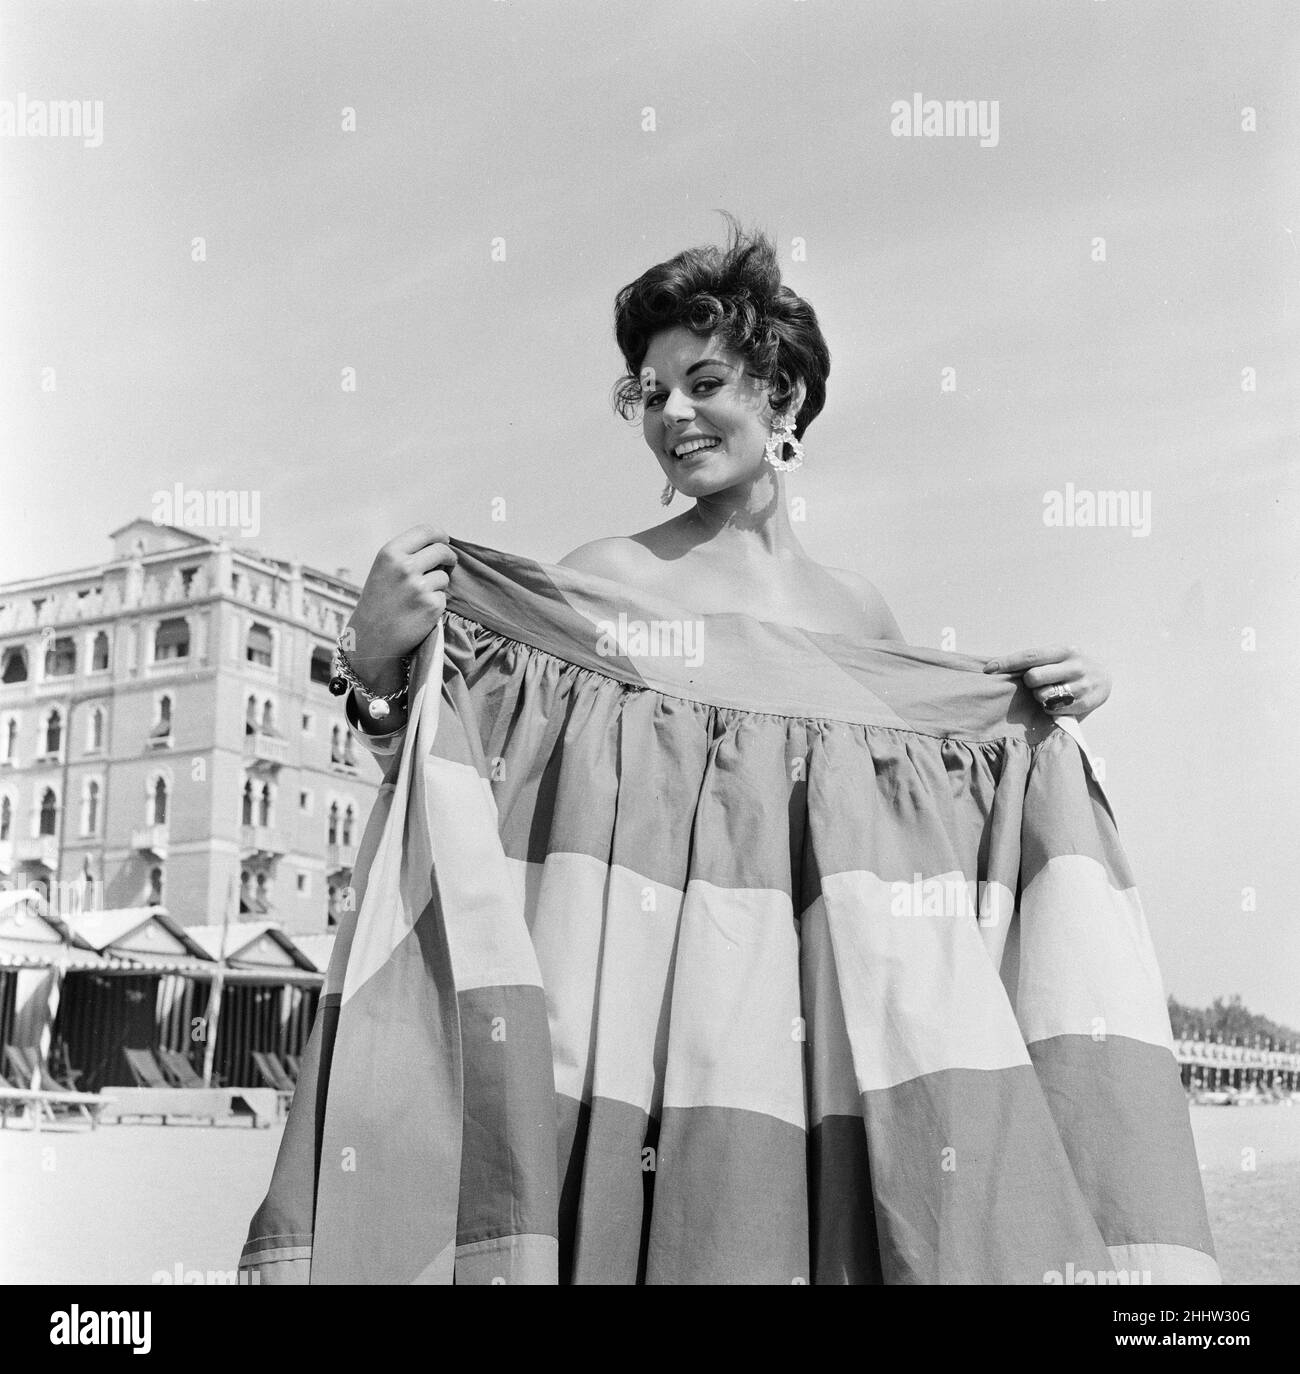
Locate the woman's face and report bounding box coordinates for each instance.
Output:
[639,326,784,497]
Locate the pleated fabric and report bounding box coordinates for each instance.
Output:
[239,538,1218,1285]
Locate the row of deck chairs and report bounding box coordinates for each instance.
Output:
[126,1046,300,1099]
[123,1046,216,1091]
[0,1045,114,1128]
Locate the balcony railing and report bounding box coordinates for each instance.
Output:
[131,824,169,859]
[14,836,59,869]
[326,843,357,871]
[243,732,288,765]
[240,825,286,857]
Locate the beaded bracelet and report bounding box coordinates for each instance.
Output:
[327,634,411,720]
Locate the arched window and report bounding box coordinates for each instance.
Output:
[330,724,343,763]
[45,636,76,678]
[310,646,334,685]
[343,732,356,766]
[342,804,355,846]
[44,710,62,757]
[38,788,58,836]
[2,717,15,761]
[261,700,275,733]
[327,801,339,845]
[241,779,254,826]
[88,707,105,752]
[154,617,190,661]
[91,631,110,671]
[0,795,11,841]
[148,867,163,905]
[150,777,168,826]
[1,647,27,683]
[327,883,338,928]
[245,694,258,736]
[239,869,252,914]
[84,780,100,834]
[258,782,272,827]
[246,622,273,667]
[255,872,270,912]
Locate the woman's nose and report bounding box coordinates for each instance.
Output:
[662,389,694,424]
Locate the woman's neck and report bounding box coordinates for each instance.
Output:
[683,470,804,560]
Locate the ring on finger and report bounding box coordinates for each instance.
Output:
[1041,684,1076,710]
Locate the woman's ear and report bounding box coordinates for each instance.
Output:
[789,378,808,423]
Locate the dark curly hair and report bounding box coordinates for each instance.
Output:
[612,213,830,442]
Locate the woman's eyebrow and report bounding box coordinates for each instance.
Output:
[644,358,734,387]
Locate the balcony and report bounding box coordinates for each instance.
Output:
[14,836,58,870]
[240,825,286,859]
[326,843,357,871]
[131,824,169,859]
[243,732,288,767]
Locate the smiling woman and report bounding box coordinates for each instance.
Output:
[241,216,1214,1286]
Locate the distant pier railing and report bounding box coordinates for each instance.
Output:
[1174,1038,1300,1095]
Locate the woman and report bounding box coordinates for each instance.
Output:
[344,223,1110,727]
[242,221,1216,1285]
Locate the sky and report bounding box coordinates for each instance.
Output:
[1,0,1298,1024]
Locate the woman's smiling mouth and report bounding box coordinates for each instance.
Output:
[672,436,722,459]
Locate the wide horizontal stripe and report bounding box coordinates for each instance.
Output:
[818,877,1031,1092]
[660,879,805,1127]
[860,1065,1114,1284]
[809,1115,884,1284]
[1104,1242,1221,1286]
[648,1104,810,1284]
[1028,1035,1216,1258]
[419,752,543,994]
[452,1234,559,1286]
[1021,726,1135,891]
[1016,853,1173,1050]
[312,912,462,1285]
[557,1094,655,1285]
[456,985,559,1251]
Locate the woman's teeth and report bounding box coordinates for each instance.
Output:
[673,437,721,458]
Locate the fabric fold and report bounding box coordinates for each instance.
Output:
[240,537,1217,1285]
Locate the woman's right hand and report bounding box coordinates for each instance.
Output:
[346,524,458,696]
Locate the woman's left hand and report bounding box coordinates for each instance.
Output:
[982,644,1112,720]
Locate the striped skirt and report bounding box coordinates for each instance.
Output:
[240,538,1218,1285]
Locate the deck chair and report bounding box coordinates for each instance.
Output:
[251,1051,295,1104]
[123,1047,173,1089]
[1,1049,107,1127]
[266,1051,297,1089]
[4,1046,40,1089]
[157,1047,205,1089]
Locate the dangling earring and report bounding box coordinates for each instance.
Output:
[660,480,675,506]
[763,411,805,472]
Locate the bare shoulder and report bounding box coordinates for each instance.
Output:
[556,535,652,582]
[826,566,906,642]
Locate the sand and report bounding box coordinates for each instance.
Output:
[1,1101,1296,1284]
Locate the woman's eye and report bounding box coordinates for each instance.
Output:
[694,378,721,393]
